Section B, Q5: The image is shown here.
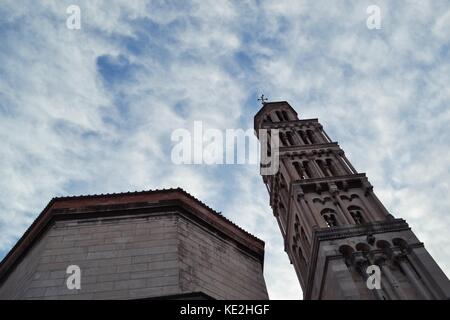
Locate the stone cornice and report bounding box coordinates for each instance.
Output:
[259,118,319,130]
[279,142,340,156]
[292,173,367,189]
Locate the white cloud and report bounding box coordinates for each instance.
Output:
[0,0,449,300]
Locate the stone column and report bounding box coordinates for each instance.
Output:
[299,162,309,179]
[395,253,433,300]
[271,111,281,122]
[323,164,333,176]
[330,185,353,225]
[290,128,303,145]
[293,199,313,241]
[293,129,306,145]
[284,159,299,181]
[356,197,378,222]
[331,153,348,175]
[362,180,391,219]
[298,192,322,229]
[308,157,324,178]
[375,255,408,300]
[335,151,353,175]
[304,130,313,144]
[314,128,326,144]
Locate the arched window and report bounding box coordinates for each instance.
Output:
[278,201,287,225]
[279,132,288,146]
[348,205,365,225]
[321,208,338,227]
[298,131,309,144]
[306,129,316,144]
[293,216,300,241]
[280,173,288,189]
[326,158,338,176]
[355,242,371,254]
[376,240,393,257]
[282,110,289,121]
[376,240,391,249]
[302,161,313,178]
[339,245,355,266]
[292,245,307,275]
[392,238,411,253]
[300,226,308,244]
[293,161,307,179]
[339,245,355,258]
[298,246,307,262]
[316,159,329,177]
[275,111,283,122]
[286,131,295,145]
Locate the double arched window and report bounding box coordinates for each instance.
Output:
[321,208,338,227]
[348,205,365,225]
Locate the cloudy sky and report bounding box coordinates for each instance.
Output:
[1,0,449,299]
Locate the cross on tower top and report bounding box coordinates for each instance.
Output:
[258,94,268,105]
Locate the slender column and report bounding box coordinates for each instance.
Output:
[290,128,303,145]
[304,131,313,144]
[295,226,310,261]
[294,200,313,237]
[308,157,324,178]
[299,162,309,179]
[271,111,282,122]
[331,154,348,175]
[329,184,352,224]
[323,164,333,176]
[307,129,318,144]
[333,191,354,225]
[298,193,322,229]
[293,130,306,145]
[285,159,300,181]
[335,151,353,175]
[395,254,433,300]
[376,256,408,300]
[356,196,378,222]
[314,128,326,144]
[374,255,406,300]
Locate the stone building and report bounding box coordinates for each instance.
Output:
[0,188,268,299]
[255,101,450,299]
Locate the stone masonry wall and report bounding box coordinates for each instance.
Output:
[0,211,268,300]
[177,215,268,299]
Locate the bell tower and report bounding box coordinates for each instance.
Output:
[255,100,450,299]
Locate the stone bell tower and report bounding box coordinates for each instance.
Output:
[254,100,450,300]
